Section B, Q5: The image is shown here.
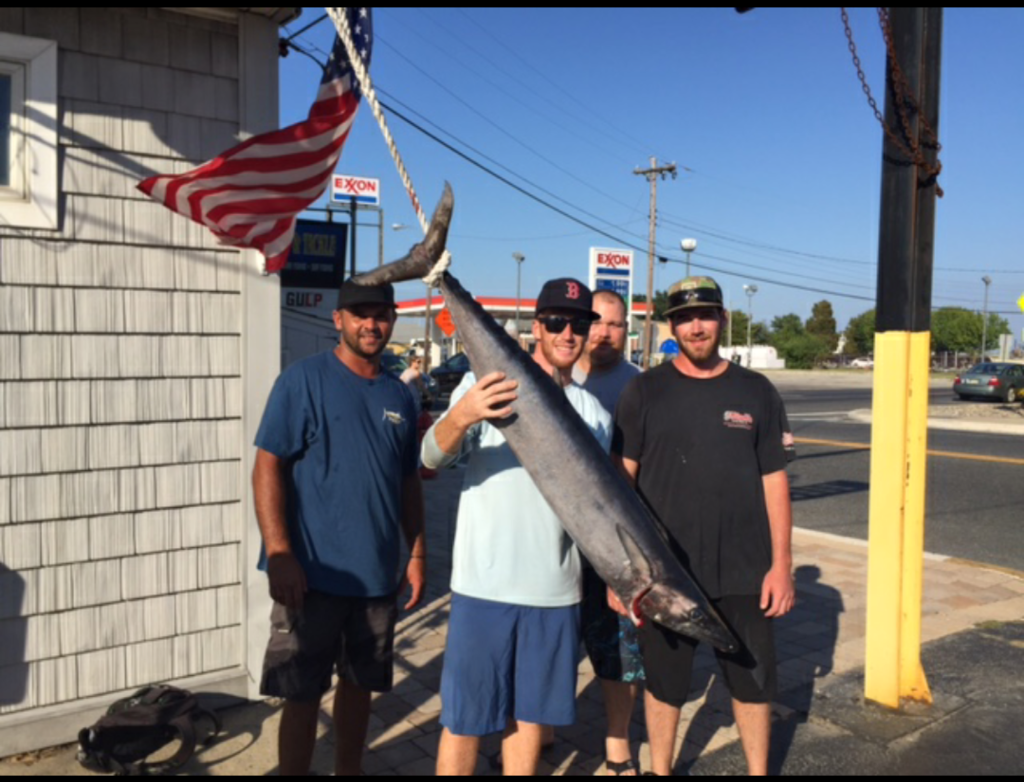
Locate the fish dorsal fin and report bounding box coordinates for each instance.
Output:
[616,526,654,584]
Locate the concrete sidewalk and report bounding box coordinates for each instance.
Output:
[4,465,1024,776]
[847,405,1024,436]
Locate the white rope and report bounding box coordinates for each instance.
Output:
[327,7,450,286]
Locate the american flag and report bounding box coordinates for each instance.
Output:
[137,8,373,273]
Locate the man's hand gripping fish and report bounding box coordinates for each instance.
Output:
[354,184,738,653]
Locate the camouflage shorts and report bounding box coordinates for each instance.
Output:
[580,568,646,684]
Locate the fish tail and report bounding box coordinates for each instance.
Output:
[350,183,453,286]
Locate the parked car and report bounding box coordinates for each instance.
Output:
[849,357,874,369]
[380,352,438,408]
[953,362,1024,404]
[430,352,472,398]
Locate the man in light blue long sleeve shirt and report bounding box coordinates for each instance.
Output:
[423,279,611,777]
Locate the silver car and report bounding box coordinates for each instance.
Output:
[953,362,1024,404]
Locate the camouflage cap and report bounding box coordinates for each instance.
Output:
[664,276,724,318]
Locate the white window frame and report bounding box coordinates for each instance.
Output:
[0,32,58,231]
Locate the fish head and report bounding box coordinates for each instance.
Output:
[638,579,739,654]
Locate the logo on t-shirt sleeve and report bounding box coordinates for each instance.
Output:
[723,410,754,430]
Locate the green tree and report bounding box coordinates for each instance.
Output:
[932,308,1012,355]
[753,322,771,344]
[806,300,839,352]
[729,309,749,347]
[983,312,1011,353]
[780,333,833,369]
[843,309,876,356]
[728,310,770,347]
[770,313,830,369]
[931,308,981,354]
[771,314,804,339]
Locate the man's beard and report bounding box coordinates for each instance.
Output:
[587,341,622,370]
[341,327,387,360]
[678,330,722,365]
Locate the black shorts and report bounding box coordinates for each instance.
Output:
[260,589,398,702]
[640,595,776,707]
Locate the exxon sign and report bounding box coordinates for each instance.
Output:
[589,247,633,306]
[331,175,380,206]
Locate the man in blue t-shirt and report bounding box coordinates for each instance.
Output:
[252,279,425,777]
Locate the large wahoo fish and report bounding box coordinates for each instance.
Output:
[356,184,738,652]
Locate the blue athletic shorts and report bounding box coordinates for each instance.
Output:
[440,593,581,737]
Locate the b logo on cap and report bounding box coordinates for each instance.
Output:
[566,282,580,300]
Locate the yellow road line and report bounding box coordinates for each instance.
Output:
[794,437,1024,467]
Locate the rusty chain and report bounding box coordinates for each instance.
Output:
[842,7,943,197]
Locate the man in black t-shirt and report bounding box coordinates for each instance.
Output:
[610,276,795,777]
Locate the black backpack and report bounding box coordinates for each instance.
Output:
[76,684,222,776]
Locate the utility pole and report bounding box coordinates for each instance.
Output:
[865,6,943,712]
[634,157,677,369]
[980,275,991,360]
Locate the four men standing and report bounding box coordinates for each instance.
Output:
[253,272,793,776]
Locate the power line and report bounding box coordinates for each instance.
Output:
[376,88,650,246]
[284,32,1018,286]
[278,39,1024,312]
[378,101,886,304]
[378,8,638,168]
[376,34,652,221]
[452,8,671,162]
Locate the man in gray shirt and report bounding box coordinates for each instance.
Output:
[573,289,641,415]
[572,289,644,776]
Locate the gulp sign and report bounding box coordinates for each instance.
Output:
[331,175,380,206]
[596,251,632,270]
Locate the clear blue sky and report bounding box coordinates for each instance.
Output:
[277,7,1023,343]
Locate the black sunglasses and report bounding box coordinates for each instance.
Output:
[537,315,593,336]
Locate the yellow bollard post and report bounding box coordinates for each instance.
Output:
[864,331,933,709]
[865,332,910,709]
[900,332,932,703]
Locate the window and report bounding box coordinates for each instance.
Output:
[0,32,57,230]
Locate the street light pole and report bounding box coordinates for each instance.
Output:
[981,275,992,361]
[513,252,525,343]
[681,238,697,277]
[744,284,758,369]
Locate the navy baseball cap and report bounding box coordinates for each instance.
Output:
[336,278,395,311]
[535,278,599,319]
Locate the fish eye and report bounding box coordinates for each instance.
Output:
[690,608,705,622]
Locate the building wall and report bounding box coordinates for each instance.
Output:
[0,8,283,752]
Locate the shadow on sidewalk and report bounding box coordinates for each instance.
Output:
[677,565,843,775]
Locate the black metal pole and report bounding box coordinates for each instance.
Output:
[876,7,924,333]
[349,198,357,278]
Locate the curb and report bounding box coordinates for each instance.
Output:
[793,526,950,563]
[848,409,1024,436]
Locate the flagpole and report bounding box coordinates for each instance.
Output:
[328,7,444,373]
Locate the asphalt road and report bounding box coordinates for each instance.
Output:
[435,377,1022,572]
[780,385,958,418]
[780,386,1024,573]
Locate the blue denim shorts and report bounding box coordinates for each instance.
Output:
[440,593,580,737]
